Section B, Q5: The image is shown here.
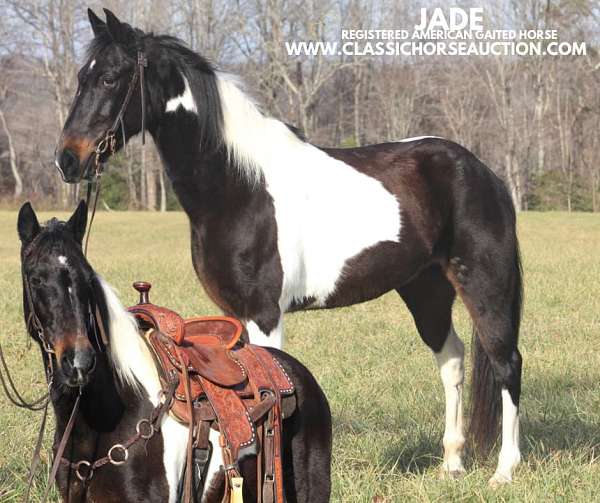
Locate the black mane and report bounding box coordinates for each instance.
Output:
[87,30,224,154]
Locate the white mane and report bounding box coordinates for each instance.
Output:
[216,72,307,184]
[98,278,161,405]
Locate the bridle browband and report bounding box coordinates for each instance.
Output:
[84,49,148,255]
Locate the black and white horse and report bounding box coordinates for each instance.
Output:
[55,9,523,484]
[17,201,332,502]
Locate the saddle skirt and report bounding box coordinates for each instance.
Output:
[127,282,294,502]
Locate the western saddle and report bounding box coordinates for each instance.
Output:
[128,282,295,503]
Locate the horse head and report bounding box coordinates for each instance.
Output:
[17,201,109,389]
[55,8,222,184]
[55,9,147,182]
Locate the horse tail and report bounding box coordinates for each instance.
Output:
[468,238,523,457]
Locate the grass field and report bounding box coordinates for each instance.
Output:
[0,210,599,502]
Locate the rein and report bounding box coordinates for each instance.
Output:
[0,50,149,501]
[0,260,58,501]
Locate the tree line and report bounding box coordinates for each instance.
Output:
[0,0,598,211]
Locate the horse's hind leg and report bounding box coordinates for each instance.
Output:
[398,266,466,477]
[447,229,523,485]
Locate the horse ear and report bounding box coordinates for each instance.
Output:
[104,8,131,45]
[66,200,88,244]
[17,202,40,244]
[88,8,105,36]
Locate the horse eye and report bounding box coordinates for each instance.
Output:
[102,76,117,88]
[30,277,42,287]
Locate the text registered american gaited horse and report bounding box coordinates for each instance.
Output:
[55,9,523,484]
[16,201,331,502]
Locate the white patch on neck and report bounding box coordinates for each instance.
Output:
[98,278,189,502]
[58,255,68,266]
[216,73,401,308]
[165,74,197,114]
[88,59,96,71]
[399,135,442,142]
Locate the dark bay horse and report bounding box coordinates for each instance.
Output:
[17,201,331,502]
[55,9,523,485]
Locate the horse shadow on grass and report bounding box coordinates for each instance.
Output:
[333,407,444,474]
[334,373,600,475]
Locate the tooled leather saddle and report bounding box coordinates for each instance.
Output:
[127,282,295,503]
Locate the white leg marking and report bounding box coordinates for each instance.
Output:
[434,326,465,477]
[246,319,283,349]
[490,388,521,485]
[161,416,189,503]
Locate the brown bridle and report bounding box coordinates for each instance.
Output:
[84,49,148,255]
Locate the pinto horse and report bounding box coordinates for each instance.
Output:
[16,201,331,502]
[55,9,523,485]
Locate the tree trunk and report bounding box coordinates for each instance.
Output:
[127,156,138,209]
[0,107,23,198]
[146,153,157,211]
[159,167,167,212]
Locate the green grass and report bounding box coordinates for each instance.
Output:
[1,211,599,502]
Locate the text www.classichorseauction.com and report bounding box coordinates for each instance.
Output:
[286,7,587,57]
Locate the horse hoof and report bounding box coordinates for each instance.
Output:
[439,467,465,480]
[449,469,466,479]
[488,473,511,488]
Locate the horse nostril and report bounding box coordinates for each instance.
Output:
[57,148,80,180]
[61,352,74,375]
[81,353,96,374]
[61,350,95,386]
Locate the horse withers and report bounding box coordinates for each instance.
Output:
[16,201,332,503]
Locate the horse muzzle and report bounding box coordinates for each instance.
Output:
[55,136,97,183]
[60,348,97,388]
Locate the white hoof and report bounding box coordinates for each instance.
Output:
[489,472,512,488]
[442,456,466,479]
